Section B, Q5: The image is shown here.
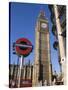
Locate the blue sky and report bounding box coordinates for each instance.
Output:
[10,2,60,73]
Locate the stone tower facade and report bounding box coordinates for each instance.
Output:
[32,10,52,86]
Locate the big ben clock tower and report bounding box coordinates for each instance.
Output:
[33,10,52,86]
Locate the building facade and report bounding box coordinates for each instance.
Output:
[32,10,52,86]
[9,63,33,87]
[9,64,33,80]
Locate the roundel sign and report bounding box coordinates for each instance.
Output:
[15,38,33,57]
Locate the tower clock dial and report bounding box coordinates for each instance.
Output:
[41,23,47,29]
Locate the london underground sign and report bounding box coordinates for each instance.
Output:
[15,38,33,57]
[12,38,33,87]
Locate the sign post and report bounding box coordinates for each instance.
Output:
[14,38,33,88]
[18,55,24,88]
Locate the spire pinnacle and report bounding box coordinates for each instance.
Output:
[40,9,45,17]
[38,9,46,20]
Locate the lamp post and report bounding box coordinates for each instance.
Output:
[53,5,66,84]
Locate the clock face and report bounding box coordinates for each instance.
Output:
[41,23,47,29]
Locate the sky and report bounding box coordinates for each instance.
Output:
[10,2,60,73]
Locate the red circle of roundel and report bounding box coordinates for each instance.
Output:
[15,38,32,57]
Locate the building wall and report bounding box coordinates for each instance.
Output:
[9,64,33,81]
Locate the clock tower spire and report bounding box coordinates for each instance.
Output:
[32,10,52,86]
[39,10,45,18]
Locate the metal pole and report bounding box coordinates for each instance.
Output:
[53,5,66,84]
[18,55,24,88]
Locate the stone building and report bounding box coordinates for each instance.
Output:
[9,62,33,87]
[32,10,52,86]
